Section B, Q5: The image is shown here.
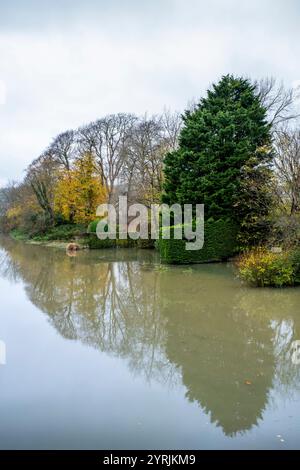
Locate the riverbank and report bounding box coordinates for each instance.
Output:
[5,230,300,288]
[9,226,89,250]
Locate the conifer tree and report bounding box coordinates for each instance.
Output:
[163,75,273,244]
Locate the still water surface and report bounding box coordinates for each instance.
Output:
[0,236,300,449]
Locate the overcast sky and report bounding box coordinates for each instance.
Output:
[0,0,299,185]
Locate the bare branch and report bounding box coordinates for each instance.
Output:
[255,77,300,128]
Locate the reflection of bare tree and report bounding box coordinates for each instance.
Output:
[236,287,300,397]
[0,244,22,283]
[0,237,177,386]
[272,319,300,399]
[1,237,300,437]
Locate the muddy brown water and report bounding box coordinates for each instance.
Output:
[0,236,300,449]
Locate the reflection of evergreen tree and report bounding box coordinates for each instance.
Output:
[1,237,300,436]
[159,266,275,436]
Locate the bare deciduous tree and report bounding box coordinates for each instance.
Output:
[161,108,182,151]
[274,129,300,214]
[78,113,137,202]
[26,151,59,223]
[121,115,171,206]
[49,130,76,171]
[255,77,300,128]
[0,181,19,217]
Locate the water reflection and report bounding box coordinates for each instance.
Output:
[0,236,300,437]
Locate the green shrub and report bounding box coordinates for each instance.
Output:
[116,238,138,248]
[87,234,116,249]
[238,248,295,287]
[137,238,156,249]
[10,228,30,241]
[158,219,238,264]
[289,248,300,285]
[88,234,151,249]
[88,219,104,233]
[32,224,86,241]
[87,220,155,249]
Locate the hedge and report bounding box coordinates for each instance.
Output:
[87,233,156,249]
[290,248,300,284]
[158,219,238,264]
[87,234,116,249]
[137,238,156,249]
[87,219,156,249]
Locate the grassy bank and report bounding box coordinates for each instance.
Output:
[10,224,89,248]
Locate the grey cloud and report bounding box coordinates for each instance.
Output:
[0,0,299,183]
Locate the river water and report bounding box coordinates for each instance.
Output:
[0,236,300,449]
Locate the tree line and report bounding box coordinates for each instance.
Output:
[0,110,181,235]
[0,75,299,247]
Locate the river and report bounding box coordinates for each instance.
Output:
[0,236,300,449]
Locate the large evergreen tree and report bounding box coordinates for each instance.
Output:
[163,75,273,243]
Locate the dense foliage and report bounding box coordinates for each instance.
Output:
[0,75,299,280]
[11,224,86,242]
[54,153,107,224]
[87,222,155,249]
[159,219,238,264]
[290,248,300,284]
[163,75,273,247]
[237,248,300,287]
[0,112,180,238]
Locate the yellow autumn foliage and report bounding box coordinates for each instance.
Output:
[54,153,107,224]
[6,206,22,219]
[237,247,295,287]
